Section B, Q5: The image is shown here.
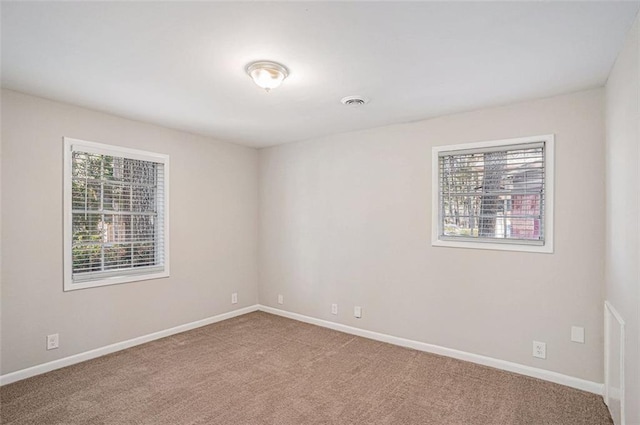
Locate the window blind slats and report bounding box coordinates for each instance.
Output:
[70,150,165,281]
[439,144,545,242]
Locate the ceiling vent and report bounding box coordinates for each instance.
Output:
[341,95,369,106]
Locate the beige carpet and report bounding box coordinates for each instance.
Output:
[1,312,612,424]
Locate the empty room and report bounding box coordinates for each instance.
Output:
[1,1,639,424]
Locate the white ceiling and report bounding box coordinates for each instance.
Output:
[2,2,638,148]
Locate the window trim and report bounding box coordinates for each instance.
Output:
[63,137,170,291]
[431,134,554,254]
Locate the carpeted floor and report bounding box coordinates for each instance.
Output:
[1,311,612,424]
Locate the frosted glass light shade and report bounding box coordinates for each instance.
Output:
[246,61,289,92]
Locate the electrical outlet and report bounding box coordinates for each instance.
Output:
[277,294,284,305]
[231,292,238,304]
[571,326,585,343]
[331,303,338,315]
[533,341,546,359]
[354,306,362,318]
[46,334,59,350]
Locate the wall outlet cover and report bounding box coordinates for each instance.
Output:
[46,334,59,350]
[533,341,546,359]
[277,294,284,305]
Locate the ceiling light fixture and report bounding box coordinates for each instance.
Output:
[246,61,289,92]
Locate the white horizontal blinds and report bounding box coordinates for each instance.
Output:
[438,142,545,244]
[71,149,165,282]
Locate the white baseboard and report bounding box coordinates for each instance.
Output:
[0,305,259,386]
[1,303,603,396]
[258,305,603,395]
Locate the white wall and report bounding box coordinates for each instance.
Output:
[1,86,610,392]
[605,14,640,425]
[259,89,606,383]
[0,90,259,374]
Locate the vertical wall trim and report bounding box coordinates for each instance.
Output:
[604,300,626,425]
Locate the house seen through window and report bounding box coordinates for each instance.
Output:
[432,135,554,253]
[64,138,170,290]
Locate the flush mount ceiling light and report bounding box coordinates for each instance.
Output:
[246,61,289,92]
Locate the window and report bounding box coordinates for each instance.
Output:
[64,138,169,291]
[432,135,554,253]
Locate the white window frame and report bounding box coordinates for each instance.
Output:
[63,137,170,291]
[431,134,554,253]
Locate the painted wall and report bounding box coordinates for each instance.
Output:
[0,90,259,374]
[259,89,605,383]
[605,14,640,425]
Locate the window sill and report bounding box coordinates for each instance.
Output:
[63,270,169,291]
[432,238,553,254]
